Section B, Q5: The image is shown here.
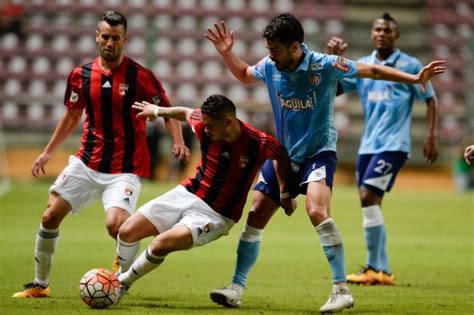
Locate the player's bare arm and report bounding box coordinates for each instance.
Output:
[357,60,446,84]
[423,97,439,164]
[133,101,191,163]
[272,150,297,216]
[204,21,257,84]
[32,108,83,178]
[133,101,192,121]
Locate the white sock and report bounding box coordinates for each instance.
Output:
[34,224,60,287]
[118,246,165,287]
[116,235,140,273]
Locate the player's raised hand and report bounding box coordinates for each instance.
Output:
[132,101,159,120]
[464,145,474,165]
[414,60,446,83]
[326,36,348,56]
[32,152,51,178]
[204,21,234,54]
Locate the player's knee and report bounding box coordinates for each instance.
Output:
[306,203,328,224]
[41,209,63,228]
[106,222,120,239]
[117,221,134,242]
[149,238,170,257]
[359,187,381,207]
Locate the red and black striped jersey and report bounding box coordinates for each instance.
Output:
[182,109,285,222]
[64,56,171,177]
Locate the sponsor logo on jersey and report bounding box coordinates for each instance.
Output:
[309,63,323,71]
[102,81,112,88]
[69,91,79,103]
[277,91,316,111]
[119,83,129,96]
[332,56,349,72]
[309,73,321,85]
[368,86,392,102]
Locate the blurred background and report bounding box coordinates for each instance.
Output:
[1,0,473,192]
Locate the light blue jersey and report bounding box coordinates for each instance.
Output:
[251,44,358,163]
[340,49,435,155]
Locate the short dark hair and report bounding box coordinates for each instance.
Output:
[201,94,236,119]
[263,13,304,46]
[379,12,398,29]
[98,11,127,32]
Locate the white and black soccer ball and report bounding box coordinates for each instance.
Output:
[79,268,120,309]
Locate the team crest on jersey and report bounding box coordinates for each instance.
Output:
[308,73,321,85]
[239,156,250,168]
[333,56,349,72]
[119,83,129,96]
[69,91,79,103]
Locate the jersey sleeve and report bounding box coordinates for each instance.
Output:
[187,108,204,141]
[260,132,285,160]
[139,70,172,108]
[251,56,269,83]
[325,55,358,81]
[64,68,86,110]
[410,59,436,101]
[340,77,358,92]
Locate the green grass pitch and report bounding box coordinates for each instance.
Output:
[0,181,472,314]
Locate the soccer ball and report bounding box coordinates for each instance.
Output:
[79,268,120,308]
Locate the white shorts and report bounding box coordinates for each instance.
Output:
[138,185,235,247]
[50,156,141,214]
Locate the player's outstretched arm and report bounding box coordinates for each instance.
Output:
[204,21,257,84]
[133,101,193,122]
[32,108,83,178]
[357,60,446,84]
[133,101,191,163]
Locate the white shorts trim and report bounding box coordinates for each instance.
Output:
[50,156,141,214]
[301,165,326,185]
[138,185,234,247]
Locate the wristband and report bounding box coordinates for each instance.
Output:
[280,191,290,199]
[153,106,160,118]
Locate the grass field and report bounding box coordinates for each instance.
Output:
[0,181,472,314]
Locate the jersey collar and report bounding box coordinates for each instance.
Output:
[294,43,311,72]
[370,48,401,66]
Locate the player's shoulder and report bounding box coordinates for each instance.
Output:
[396,51,423,70]
[242,121,275,144]
[125,56,154,75]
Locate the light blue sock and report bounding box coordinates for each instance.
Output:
[322,244,347,283]
[364,225,383,271]
[316,218,346,283]
[362,205,385,271]
[231,225,263,288]
[379,226,391,274]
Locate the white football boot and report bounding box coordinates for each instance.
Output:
[319,284,354,313]
[209,283,242,308]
